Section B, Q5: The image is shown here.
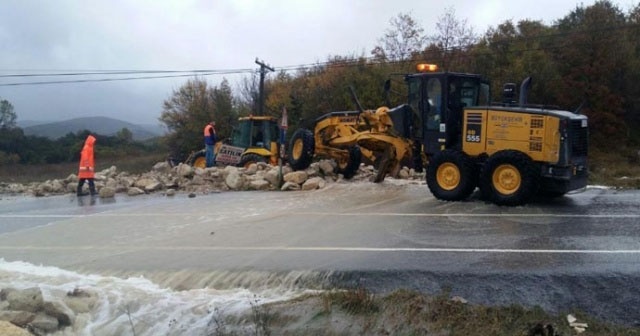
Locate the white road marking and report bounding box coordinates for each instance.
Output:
[2,246,640,254]
[297,212,640,218]
[0,215,82,218]
[1,213,639,218]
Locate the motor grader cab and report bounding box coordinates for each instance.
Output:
[402,65,589,205]
[188,115,281,168]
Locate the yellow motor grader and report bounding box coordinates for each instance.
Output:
[288,64,589,206]
[288,102,415,182]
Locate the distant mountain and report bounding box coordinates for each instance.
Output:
[21,117,165,141]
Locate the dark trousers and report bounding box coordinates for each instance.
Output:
[77,178,96,195]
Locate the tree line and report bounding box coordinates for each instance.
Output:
[1,1,638,166]
[0,121,162,165]
[159,1,640,159]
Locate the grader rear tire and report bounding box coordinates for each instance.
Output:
[479,150,539,206]
[288,129,315,170]
[426,149,477,201]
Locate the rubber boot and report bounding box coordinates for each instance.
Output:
[89,180,97,196]
[77,185,88,196]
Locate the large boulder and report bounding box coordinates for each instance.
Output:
[144,181,163,192]
[98,187,115,198]
[249,180,270,190]
[63,288,98,315]
[152,161,172,174]
[30,313,59,333]
[176,163,194,178]
[42,300,74,326]
[225,170,245,190]
[264,169,281,187]
[0,311,35,328]
[5,287,43,313]
[134,177,157,189]
[244,163,258,175]
[0,321,32,336]
[284,171,308,185]
[127,187,145,196]
[318,160,336,176]
[281,181,301,191]
[302,177,326,191]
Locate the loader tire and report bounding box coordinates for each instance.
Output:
[426,149,477,201]
[288,128,315,170]
[336,146,362,179]
[239,153,266,168]
[479,150,539,206]
[189,150,207,169]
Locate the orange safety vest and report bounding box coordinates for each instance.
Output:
[203,124,216,145]
[78,135,96,179]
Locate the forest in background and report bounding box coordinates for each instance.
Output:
[1,1,639,167]
[159,1,640,159]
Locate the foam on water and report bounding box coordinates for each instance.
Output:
[0,259,317,335]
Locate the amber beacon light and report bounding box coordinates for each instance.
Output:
[416,63,439,72]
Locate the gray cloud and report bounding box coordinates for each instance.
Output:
[0,0,611,125]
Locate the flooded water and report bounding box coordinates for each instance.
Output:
[2,183,639,332]
[0,259,328,335]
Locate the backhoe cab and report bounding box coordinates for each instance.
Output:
[188,115,281,168]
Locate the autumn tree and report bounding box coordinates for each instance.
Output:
[554,0,631,140]
[471,19,560,104]
[426,7,477,70]
[624,3,640,134]
[0,98,17,129]
[159,78,237,160]
[371,13,427,61]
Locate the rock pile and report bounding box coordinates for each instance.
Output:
[0,287,98,335]
[0,160,424,198]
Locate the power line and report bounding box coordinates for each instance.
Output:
[0,72,225,87]
[1,22,638,87]
[0,69,251,78]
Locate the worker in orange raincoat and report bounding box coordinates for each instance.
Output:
[77,134,97,196]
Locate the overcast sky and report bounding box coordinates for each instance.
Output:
[0,0,625,125]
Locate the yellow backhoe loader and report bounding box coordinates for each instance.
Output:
[187,115,281,168]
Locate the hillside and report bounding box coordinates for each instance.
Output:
[21,117,165,141]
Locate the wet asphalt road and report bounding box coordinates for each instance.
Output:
[0,182,639,325]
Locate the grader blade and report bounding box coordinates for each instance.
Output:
[371,144,401,183]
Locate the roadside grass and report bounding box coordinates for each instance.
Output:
[589,146,640,188]
[0,153,167,184]
[260,288,640,335]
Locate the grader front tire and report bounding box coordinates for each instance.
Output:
[336,146,362,179]
[426,150,477,201]
[288,129,315,170]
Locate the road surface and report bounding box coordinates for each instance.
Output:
[0,181,638,325]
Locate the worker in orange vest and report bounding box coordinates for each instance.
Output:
[77,134,97,196]
[204,121,217,167]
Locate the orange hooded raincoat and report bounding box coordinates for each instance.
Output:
[78,135,96,179]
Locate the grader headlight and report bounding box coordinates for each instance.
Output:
[416,63,439,72]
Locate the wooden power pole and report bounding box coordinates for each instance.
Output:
[255,58,274,116]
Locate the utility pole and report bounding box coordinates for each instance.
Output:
[255,58,274,116]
